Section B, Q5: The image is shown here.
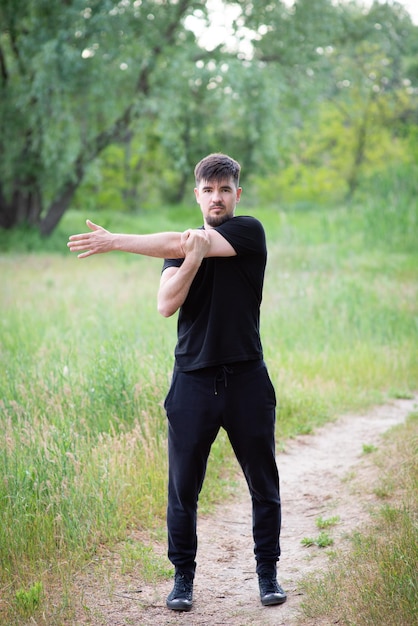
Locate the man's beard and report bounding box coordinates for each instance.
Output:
[205,212,232,228]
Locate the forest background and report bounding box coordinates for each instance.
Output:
[0,0,417,238]
[1,1,417,624]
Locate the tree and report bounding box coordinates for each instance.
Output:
[240,0,418,201]
[2,0,417,232]
[0,0,207,234]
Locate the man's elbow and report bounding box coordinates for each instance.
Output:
[157,300,177,318]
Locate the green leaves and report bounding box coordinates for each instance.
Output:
[1,0,417,233]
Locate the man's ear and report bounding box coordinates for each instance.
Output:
[236,187,242,203]
[194,187,200,204]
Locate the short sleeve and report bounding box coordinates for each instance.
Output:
[214,216,266,256]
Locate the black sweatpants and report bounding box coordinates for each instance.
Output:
[164,360,281,576]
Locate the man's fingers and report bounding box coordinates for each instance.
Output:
[67,220,109,258]
[181,229,192,244]
[68,232,92,242]
[67,220,101,243]
[86,219,100,231]
[67,237,90,248]
[67,237,94,257]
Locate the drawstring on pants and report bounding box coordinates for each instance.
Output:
[214,366,233,395]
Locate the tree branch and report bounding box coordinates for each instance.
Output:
[0,43,8,85]
[8,21,27,76]
[40,0,195,235]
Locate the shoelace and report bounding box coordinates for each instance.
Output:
[259,577,281,595]
[173,574,193,596]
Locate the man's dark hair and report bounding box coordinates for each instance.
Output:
[194,153,241,187]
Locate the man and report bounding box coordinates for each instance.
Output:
[68,153,286,612]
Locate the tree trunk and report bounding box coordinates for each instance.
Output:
[0,181,42,229]
[345,91,376,201]
[345,119,367,200]
[39,181,80,236]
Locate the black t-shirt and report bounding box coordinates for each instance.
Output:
[162,216,267,371]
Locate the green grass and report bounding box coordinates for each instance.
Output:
[14,582,43,617]
[301,517,340,549]
[299,412,418,626]
[262,201,418,433]
[301,532,335,549]
[119,542,172,580]
[0,196,417,623]
[316,515,340,529]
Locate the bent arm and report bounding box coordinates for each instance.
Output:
[157,228,237,317]
[158,228,213,317]
[68,219,184,259]
[158,261,199,317]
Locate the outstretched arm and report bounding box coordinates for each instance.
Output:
[67,219,184,259]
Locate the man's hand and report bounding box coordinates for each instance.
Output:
[181,229,211,263]
[67,220,115,258]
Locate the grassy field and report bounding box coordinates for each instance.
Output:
[1,198,417,623]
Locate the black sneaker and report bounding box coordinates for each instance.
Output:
[166,572,194,611]
[258,575,287,606]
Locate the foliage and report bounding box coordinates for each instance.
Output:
[301,531,334,548]
[1,0,417,234]
[14,581,43,616]
[247,1,418,202]
[0,0,210,233]
[316,516,340,529]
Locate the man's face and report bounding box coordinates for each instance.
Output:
[194,177,242,228]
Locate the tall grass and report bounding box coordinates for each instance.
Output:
[0,187,417,622]
[1,257,171,543]
[259,198,418,436]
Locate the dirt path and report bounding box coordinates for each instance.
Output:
[73,396,416,625]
